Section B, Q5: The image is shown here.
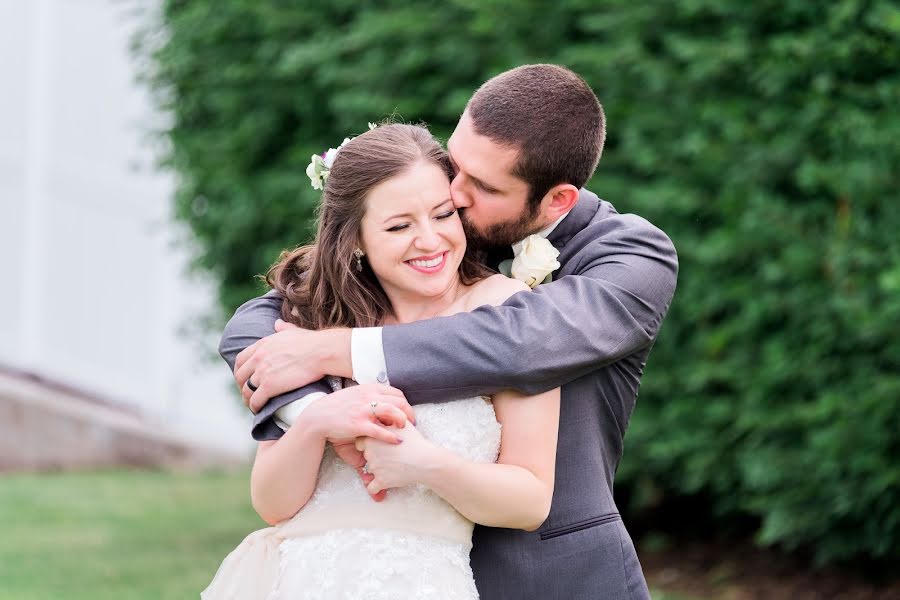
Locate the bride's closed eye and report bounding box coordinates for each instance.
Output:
[385,210,456,232]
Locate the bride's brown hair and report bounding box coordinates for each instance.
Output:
[267,124,491,330]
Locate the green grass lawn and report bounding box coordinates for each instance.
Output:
[0,468,260,600]
[0,469,696,599]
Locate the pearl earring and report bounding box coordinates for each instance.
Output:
[353,248,364,272]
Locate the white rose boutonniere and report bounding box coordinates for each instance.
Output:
[506,234,560,288]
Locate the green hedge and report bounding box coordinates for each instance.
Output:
[139,0,900,564]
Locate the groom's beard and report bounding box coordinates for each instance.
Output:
[459,204,542,250]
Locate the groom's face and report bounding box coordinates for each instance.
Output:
[447,113,539,249]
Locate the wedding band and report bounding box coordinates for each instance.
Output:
[247,379,258,392]
[370,400,378,417]
[362,463,370,475]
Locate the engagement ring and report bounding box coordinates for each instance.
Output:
[361,463,370,475]
[370,400,377,417]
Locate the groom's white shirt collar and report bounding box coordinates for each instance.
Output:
[511,210,571,256]
[276,209,574,425]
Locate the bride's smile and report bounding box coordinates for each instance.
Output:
[405,250,448,273]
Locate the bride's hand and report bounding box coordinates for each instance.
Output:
[356,424,442,495]
[331,441,389,503]
[303,384,415,446]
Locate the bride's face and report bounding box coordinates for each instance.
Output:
[359,161,467,304]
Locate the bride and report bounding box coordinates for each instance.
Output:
[202,123,560,599]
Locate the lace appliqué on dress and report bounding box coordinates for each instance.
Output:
[270,387,500,600]
[270,529,478,600]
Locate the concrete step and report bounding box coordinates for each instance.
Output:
[0,368,249,472]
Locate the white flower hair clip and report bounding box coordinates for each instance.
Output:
[306,123,379,190]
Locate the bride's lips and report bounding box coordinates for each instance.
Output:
[405,251,448,274]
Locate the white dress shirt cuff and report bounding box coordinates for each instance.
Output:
[351,327,389,385]
[274,392,327,431]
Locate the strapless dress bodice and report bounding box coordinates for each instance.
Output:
[279,396,501,548]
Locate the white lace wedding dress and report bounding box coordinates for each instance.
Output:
[201,387,501,600]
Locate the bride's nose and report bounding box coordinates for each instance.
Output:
[414,223,441,252]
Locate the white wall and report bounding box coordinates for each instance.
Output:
[0,0,253,456]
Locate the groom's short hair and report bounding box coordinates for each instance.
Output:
[466,64,605,207]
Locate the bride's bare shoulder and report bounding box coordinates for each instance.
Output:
[465,274,530,310]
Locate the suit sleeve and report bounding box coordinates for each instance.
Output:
[219,289,333,441]
[382,216,678,404]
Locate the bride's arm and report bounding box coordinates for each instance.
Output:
[251,384,414,525]
[428,387,560,531]
[250,419,327,526]
[361,386,559,531]
[433,386,560,530]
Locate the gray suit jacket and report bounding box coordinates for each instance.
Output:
[219,189,678,599]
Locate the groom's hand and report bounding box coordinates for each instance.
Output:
[332,441,388,502]
[235,320,352,413]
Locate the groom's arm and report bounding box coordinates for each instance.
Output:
[231,212,676,411]
[219,290,332,440]
[383,214,678,403]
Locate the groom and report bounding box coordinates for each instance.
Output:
[222,65,677,599]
